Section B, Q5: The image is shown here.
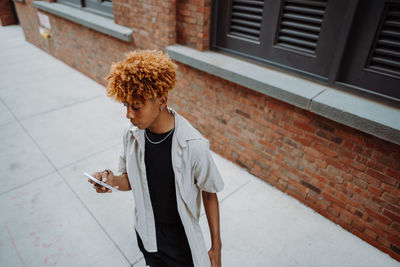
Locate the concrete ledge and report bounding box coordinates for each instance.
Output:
[310,90,400,145]
[33,1,132,42]
[167,45,324,110]
[166,44,400,145]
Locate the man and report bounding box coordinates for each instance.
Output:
[89,50,224,267]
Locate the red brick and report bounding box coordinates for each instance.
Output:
[313,143,339,157]
[384,167,400,179]
[327,206,340,217]
[368,185,383,197]
[383,209,400,223]
[381,183,400,196]
[365,228,378,240]
[388,235,400,247]
[367,168,397,186]
[364,207,392,225]
[322,192,346,209]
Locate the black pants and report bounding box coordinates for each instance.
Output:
[136,223,194,267]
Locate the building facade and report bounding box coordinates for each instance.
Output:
[11,0,400,262]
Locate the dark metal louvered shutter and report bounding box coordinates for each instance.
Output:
[367,4,400,78]
[338,1,400,100]
[229,0,264,42]
[275,0,327,55]
[213,0,266,58]
[213,0,349,80]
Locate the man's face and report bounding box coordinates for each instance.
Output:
[124,98,161,129]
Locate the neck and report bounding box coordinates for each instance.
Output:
[147,108,175,134]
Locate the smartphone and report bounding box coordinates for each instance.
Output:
[84,172,120,192]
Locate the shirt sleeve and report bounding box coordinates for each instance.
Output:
[192,139,224,193]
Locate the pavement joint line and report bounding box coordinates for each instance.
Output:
[218,179,252,205]
[131,256,144,266]
[1,92,132,266]
[17,94,105,121]
[0,170,56,197]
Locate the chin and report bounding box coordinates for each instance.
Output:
[135,124,145,129]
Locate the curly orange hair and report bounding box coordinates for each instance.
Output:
[105,50,177,105]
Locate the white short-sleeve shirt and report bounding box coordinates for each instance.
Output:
[118,108,224,267]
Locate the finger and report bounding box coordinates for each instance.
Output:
[94,184,101,193]
[101,171,108,182]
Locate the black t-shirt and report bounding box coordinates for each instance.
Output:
[144,128,181,224]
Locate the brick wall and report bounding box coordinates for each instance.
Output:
[14,0,176,85]
[0,0,18,26]
[176,0,212,51]
[169,62,400,261]
[13,0,400,262]
[113,0,176,50]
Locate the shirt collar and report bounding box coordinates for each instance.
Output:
[128,107,203,147]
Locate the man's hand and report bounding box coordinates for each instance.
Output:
[88,169,119,193]
[208,245,221,267]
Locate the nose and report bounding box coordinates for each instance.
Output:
[126,106,135,119]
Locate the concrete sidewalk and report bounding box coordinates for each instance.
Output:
[0,25,398,267]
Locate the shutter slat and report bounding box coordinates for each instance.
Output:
[282,13,323,24]
[280,28,319,40]
[278,43,315,54]
[231,18,262,29]
[232,12,262,21]
[367,4,400,77]
[233,0,264,7]
[371,56,400,69]
[229,31,260,41]
[231,25,260,36]
[381,29,400,38]
[369,65,400,77]
[284,5,325,16]
[385,20,400,28]
[276,0,327,54]
[232,5,263,15]
[281,21,320,32]
[284,0,327,8]
[375,48,400,58]
[378,39,400,49]
[278,36,317,49]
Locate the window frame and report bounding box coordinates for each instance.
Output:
[58,0,113,19]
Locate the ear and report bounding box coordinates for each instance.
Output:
[158,95,168,110]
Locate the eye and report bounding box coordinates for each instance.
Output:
[132,106,140,111]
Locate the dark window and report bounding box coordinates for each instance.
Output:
[211,0,400,102]
[58,0,113,18]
